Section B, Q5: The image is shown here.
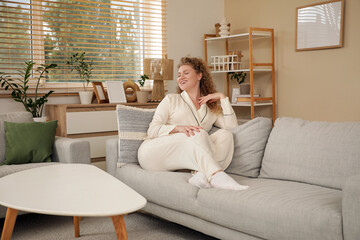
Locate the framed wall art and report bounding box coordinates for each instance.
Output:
[296,0,344,51]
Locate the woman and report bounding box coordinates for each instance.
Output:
[138,57,248,190]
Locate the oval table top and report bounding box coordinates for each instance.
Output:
[0,164,146,217]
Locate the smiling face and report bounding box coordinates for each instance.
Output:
[177,64,202,92]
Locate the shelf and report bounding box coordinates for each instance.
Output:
[211,69,272,73]
[231,102,273,107]
[205,32,271,41]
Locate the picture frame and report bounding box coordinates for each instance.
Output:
[92,82,108,104]
[296,0,344,51]
[106,81,127,103]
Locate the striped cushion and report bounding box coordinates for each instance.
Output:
[116,105,155,165]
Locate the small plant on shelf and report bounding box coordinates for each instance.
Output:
[0,61,57,117]
[66,52,93,91]
[229,71,247,85]
[138,74,149,87]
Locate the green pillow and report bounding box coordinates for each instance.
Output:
[1,120,58,165]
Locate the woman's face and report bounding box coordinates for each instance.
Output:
[177,65,202,92]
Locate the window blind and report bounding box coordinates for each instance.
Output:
[0,0,166,90]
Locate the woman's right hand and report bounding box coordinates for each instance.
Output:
[170,125,203,137]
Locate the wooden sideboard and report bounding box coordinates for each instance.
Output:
[46,103,158,162]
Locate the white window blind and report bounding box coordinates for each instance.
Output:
[0,0,166,91]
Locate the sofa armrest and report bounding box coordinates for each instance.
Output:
[52,137,91,164]
[106,137,118,176]
[343,174,360,240]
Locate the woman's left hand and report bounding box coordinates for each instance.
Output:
[198,92,226,105]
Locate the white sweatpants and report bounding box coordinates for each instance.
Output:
[138,129,234,180]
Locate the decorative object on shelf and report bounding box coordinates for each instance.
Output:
[123,79,140,102]
[215,22,230,37]
[92,82,108,104]
[230,71,249,95]
[296,0,344,51]
[106,81,127,103]
[143,55,173,102]
[136,74,150,104]
[219,17,230,37]
[66,52,94,104]
[0,61,57,118]
[211,55,243,72]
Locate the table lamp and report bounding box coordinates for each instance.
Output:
[143,55,173,101]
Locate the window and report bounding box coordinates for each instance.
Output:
[0,0,166,91]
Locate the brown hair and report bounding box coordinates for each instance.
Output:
[177,57,222,114]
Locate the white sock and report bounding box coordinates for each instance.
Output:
[210,171,248,191]
[188,171,211,189]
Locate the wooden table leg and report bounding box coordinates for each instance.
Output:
[1,208,18,240]
[73,216,80,238]
[111,215,128,240]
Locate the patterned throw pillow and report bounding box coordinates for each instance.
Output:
[116,105,155,166]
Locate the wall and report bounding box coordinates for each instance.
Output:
[166,0,225,93]
[225,0,360,122]
[0,0,225,113]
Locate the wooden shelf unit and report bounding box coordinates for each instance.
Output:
[204,27,276,123]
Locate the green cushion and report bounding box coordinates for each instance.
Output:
[1,120,58,165]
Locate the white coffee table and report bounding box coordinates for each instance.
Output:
[0,164,146,240]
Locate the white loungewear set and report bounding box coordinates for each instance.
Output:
[138,91,238,180]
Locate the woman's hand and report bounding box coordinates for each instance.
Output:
[198,92,226,106]
[170,125,203,137]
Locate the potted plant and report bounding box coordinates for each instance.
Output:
[229,71,249,95]
[136,74,149,103]
[67,52,93,104]
[0,61,57,121]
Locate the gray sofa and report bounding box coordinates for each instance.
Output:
[106,117,360,240]
[0,112,91,218]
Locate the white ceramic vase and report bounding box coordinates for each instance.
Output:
[79,91,93,105]
[136,91,149,103]
[33,116,47,122]
[219,17,230,37]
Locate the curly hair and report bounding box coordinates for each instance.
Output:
[176,57,222,114]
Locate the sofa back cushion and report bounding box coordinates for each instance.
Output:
[116,105,155,165]
[0,112,33,163]
[259,117,360,190]
[226,117,273,177]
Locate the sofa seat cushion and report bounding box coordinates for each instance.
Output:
[0,162,59,178]
[196,176,343,240]
[116,164,199,214]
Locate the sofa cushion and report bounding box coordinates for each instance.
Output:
[196,176,342,240]
[116,105,155,165]
[259,117,360,190]
[1,121,57,165]
[0,112,33,164]
[116,164,199,214]
[227,117,272,177]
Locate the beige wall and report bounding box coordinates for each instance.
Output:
[225,0,360,122]
[166,0,225,93]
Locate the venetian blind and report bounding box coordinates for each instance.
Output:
[0,0,166,90]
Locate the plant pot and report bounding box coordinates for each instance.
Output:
[33,116,47,122]
[136,91,149,103]
[239,84,250,95]
[79,91,93,104]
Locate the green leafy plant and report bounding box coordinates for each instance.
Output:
[66,52,93,91]
[229,71,247,85]
[138,74,149,87]
[0,61,57,117]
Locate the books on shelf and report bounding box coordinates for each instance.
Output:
[232,94,260,104]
